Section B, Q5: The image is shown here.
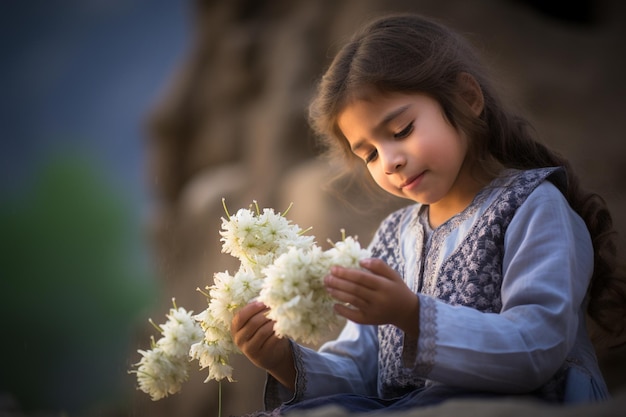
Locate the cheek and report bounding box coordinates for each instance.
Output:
[368,168,391,189]
[364,165,379,182]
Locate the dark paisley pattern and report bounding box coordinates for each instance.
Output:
[369,208,406,279]
[371,168,562,399]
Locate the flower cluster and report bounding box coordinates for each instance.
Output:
[259,235,369,343]
[218,201,315,276]
[130,300,203,400]
[133,199,370,397]
[190,200,319,382]
[190,201,370,382]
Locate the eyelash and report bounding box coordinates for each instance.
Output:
[394,122,414,139]
[364,122,414,164]
[365,150,377,164]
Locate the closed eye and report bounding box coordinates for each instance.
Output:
[394,122,414,139]
[364,149,378,164]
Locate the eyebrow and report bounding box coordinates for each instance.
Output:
[350,104,412,153]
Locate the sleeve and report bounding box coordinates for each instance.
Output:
[264,320,379,409]
[407,182,594,393]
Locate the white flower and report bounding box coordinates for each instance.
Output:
[219,200,314,274]
[194,308,233,347]
[258,235,370,344]
[190,200,318,383]
[192,276,246,382]
[207,271,239,328]
[157,306,204,358]
[130,300,203,400]
[133,347,190,401]
[207,269,263,328]
[325,235,371,269]
[259,246,334,344]
[230,268,264,302]
[189,338,237,383]
[205,358,235,383]
[219,207,262,261]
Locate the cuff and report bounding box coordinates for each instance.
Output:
[263,339,305,410]
[401,294,437,376]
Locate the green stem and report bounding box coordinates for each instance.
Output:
[218,380,222,417]
[299,226,313,236]
[148,319,162,334]
[281,201,294,217]
[196,286,211,298]
[222,198,231,220]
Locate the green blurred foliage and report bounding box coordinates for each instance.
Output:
[0,153,158,414]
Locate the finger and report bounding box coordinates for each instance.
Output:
[243,319,280,363]
[329,265,380,290]
[249,318,276,347]
[241,315,272,346]
[326,282,371,310]
[325,282,374,310]
[232,301,267,333]
[333,303,367,323]
[359,258,403,282]
[235,314,268,349]
[326,268,383,298]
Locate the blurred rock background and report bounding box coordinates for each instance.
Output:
[1,0,625,416]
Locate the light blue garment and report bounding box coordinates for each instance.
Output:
[264,169,608,410]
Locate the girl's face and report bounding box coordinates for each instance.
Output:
[337,91,480,224]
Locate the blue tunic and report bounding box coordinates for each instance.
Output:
[261,168,608,414]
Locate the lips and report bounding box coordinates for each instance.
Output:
[399,172,425,190]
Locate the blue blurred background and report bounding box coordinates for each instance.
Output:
[1,0,191,414]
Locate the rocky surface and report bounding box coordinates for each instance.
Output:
[280,389,626,417]
[132,0,626,415]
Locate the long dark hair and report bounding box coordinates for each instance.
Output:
[309,13,625,348]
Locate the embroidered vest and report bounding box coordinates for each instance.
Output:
[370,168,564,398]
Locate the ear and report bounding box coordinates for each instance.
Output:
[457,72,484,116]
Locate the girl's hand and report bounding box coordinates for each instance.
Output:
[324,258,420,336]
[231,301,295,390]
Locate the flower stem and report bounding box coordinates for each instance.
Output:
[222,198,231,220]
[148,318,162,334]
[299,226,313,236]
[196,286,210,298]
[281,201,294,217]
[218,380,222,417]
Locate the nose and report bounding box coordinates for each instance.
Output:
[381,145,406,174]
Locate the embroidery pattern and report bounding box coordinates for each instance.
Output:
[291,342,307,402]
[415,296,437,375]
[370,206,420,398]
[422,168,558,312]
[370,208,408,279]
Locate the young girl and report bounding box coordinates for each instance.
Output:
[231,13,625,415]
